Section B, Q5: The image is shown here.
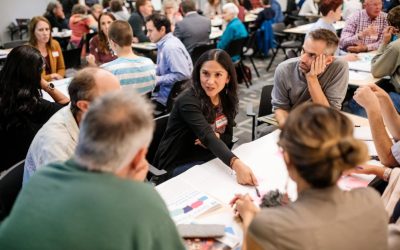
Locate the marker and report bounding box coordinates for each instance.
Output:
[255,187,261,198]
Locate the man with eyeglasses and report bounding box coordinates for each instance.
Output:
[272,29,349,127]
[340,0,388,53]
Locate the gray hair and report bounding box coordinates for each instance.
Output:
[74,90,155,172]
[222,3,239,17]
[307,28,339,55]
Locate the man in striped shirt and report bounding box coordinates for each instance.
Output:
[102,20,156,94]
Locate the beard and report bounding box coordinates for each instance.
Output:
[299,62,310,73]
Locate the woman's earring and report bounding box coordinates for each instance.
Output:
[225,84,228,94]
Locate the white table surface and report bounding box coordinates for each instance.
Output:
[155,113,373,247]
[42,77,71,102]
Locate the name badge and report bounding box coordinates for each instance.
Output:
[215,115,228,129]
[52,51,59,57]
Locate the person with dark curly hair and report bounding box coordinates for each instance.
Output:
[154,49,257,185]
[0,45,69,170]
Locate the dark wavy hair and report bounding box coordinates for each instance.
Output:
[0,45,44,128]
[191,49,238,126]
[97,12,116,54]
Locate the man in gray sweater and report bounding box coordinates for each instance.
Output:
[272,28,349,127]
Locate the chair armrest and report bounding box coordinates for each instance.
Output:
[246,102,256,117]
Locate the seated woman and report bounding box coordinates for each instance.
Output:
[217,3,248,62]
[0,45,70,171]
[28,16,66,81]
[87,12,117,66]
[233,103,388,250]
[204,0,223,18]
[69,4,97,48]
[153,49,257,185]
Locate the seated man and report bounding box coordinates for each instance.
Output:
[217,3,248,62]
[254,0,275,30]
[102,20,156,94]
[174,0,211,53]
[371,6,400,109]
[339,0,388,53]
[23,67,120,183]
[0,90,185,250]
[146,13,193,110]
[272,29,349,127]
[128,0,153,42]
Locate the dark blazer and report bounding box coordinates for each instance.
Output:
[128,12,150,43]
[174,12,211,53]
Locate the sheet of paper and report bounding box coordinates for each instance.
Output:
[353,126,393,141]
[41,78,72,101]
[156,178,222,224]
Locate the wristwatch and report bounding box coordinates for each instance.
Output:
[47,82,55,92]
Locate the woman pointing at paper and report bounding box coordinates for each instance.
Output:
[232,103,388,250]
[153,49,257,186]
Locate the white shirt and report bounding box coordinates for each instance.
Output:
[23,106,79,184]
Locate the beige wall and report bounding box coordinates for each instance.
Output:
[0,0,53,45]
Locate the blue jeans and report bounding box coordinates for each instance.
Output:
[347,92,400,117]
[171,161,205,177]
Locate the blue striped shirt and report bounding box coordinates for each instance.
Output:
[102,56,156,94]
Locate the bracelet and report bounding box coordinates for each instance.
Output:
[383,167,392,182]
[230,157,238,169]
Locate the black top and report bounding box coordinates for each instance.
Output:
[0,99,62,171]
[44,13,69,30]
[255,7,275,29]
[153,89,236,172]
[128,12,150,43]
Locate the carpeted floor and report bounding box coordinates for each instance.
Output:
[233,52,285,146]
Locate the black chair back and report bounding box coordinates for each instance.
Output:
[225,37,247,59]
[190,43,216,66]
[0,160,24,221]
[146,114,170,165]
[165,79,190,113]
[62,47,82,69]
[258,85,273,120]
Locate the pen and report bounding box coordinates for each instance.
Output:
[255,187,261,198]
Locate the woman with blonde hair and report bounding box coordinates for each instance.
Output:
[28,16,65,81]
[233,103,388,250]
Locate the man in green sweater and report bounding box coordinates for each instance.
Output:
[0,90,185,250]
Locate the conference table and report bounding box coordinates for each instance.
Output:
[42,77,72,102]
[132,28,224,51]
[348,51,382,87]
[0,49,11,62]
[155,113,377,248]
[283,20,346,35]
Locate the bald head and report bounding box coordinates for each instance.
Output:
[68,67,120,118]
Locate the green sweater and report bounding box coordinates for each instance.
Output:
[0,160,185,250]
